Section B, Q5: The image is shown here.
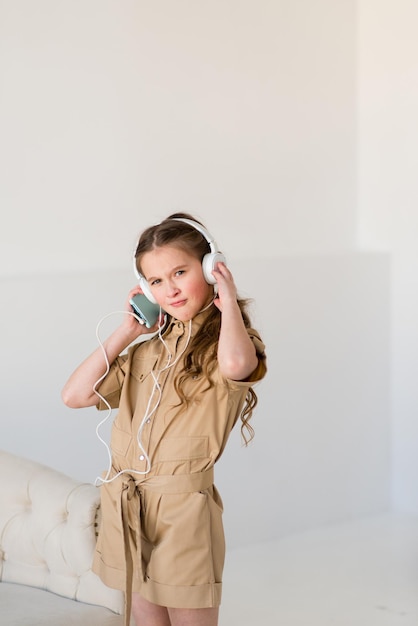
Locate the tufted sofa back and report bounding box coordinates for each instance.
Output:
[0,450,123,614]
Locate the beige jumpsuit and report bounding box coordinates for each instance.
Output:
[92,309,266,618]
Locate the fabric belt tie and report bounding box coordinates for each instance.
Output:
[112,468,215,626]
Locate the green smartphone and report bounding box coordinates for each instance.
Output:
[129,293,160,328]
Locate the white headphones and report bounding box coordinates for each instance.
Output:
[133,217,226,304]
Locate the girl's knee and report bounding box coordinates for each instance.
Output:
[131,593,171,626]
[168,607,219,626]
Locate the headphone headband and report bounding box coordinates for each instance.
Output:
[171,217,219,253]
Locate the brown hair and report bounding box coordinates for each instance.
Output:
[135,212,261,444]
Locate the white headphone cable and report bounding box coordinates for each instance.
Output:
[93,311,192,486]
[93,309,164,485]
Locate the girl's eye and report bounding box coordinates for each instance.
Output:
[175,270,185,276]
[150,278,161,286]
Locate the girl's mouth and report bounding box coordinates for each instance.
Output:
[170,299,187,308]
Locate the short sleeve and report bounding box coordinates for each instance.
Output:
[223,328,267,388]
[246,328,267,384]
[95,355,128,410]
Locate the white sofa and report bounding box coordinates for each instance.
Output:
[0,449,125,625]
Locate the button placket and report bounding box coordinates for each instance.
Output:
[136,321,187,466]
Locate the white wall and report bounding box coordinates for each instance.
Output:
[0,0,357,278]
[219,252,390,546]
[357,0,418,512]
[0,0,393,548]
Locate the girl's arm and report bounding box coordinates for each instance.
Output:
[212,262,259,381]
[61,287,162,408]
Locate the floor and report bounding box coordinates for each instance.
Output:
[219,513,418,625]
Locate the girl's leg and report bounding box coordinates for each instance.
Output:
[131,593,171,626]
[168,607,219,626]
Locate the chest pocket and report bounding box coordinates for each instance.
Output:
[130,354,158,384]
[110,422,133,457]
[157,436,209,462]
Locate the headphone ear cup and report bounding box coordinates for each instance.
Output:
[138,275,157,304]
[202,252,227,284]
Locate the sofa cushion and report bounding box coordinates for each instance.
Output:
[0,450,123,614]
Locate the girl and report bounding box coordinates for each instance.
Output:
[62,213,267,626]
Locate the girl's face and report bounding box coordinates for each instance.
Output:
[140,245,213,321]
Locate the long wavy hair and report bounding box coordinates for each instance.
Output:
[134,212,261,444]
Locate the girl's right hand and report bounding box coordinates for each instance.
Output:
[62,287,163,409]
[123,286,164,336]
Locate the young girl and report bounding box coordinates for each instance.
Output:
[62,213,267,626]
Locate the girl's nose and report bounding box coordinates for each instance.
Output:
[166,281,180,297]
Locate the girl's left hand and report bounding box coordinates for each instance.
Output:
[212,262,237,311]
